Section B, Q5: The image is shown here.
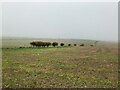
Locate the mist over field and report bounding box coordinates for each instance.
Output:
[2,2,118,42]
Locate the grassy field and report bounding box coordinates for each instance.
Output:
[2,38,118,88]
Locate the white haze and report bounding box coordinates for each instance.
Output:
[2,2,118,42]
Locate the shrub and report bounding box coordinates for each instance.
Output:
[35,41,41,47]
[52,42,58,47]
[74,44,77,46]
[30,41,45,47]
[19,47,25,48]
[30,41,56,47]
[30,41,36,47]
[60,43,64,46]
[90,44,94,47]
[37,41,43,47]
[45,42,51,47]
[80,44,84,46]
[68,44,71,46]
[41,42,46,47]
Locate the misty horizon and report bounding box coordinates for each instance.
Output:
[2,2,118,42]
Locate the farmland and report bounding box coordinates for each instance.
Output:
[2,38,118,88]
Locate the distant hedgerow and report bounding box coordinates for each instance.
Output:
[30,41,51,47]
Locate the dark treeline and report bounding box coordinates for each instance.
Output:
[30,41,98,48]
[30,41,52,47]
[30,41,83,48]
[30,41,67,47]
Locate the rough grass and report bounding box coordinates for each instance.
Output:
[2,45,118,88]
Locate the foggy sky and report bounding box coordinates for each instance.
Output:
[2,2,118,41]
